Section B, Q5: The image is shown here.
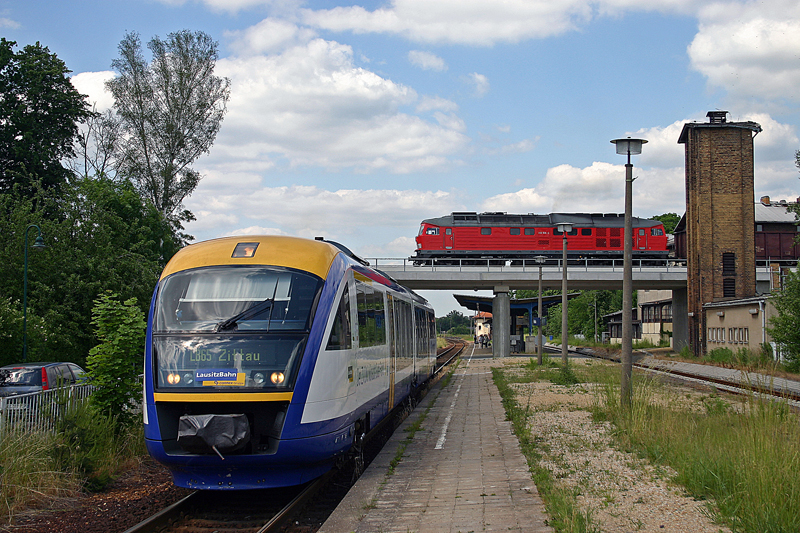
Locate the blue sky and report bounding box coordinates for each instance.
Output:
[4,0,800,315]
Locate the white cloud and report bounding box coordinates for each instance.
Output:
[416,95,459,113]
[688,0,800,103]
[70,71,116,112]
[481,161,686,217]
[226,18,317,55]
[408,50,447,71]
[0,17,20,29]
[211,37,470,173]
[185,184,466,245]
[466,72,489,97]
[300,0,594,45]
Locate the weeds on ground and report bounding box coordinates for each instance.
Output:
[493,367,597,533]
[594,375,800,532]
[0,399,146,525]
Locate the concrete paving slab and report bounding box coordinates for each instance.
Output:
[318,348,553,533]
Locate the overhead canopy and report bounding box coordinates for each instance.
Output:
[453,293,581,315]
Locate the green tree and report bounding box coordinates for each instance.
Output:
[437,310,470,334]
[86,292,145,427]
[0,39,91,196]
[106,30,230,241]
[653,212,681,234]
[0,177,170,365]
[767,270,800,371]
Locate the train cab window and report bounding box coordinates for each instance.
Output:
[510,228,520,235]
[524,228,536,236]
[425,228,439,236]
[652,228,664,236]
[480,228,491,235]
[581,229,592,236]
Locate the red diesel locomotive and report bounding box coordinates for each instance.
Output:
[412,212,669,262]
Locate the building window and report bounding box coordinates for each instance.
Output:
[722,252,736,276]
[723,278,736,298]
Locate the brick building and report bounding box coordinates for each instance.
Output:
[678,111,762,356]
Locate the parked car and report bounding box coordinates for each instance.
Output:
[0,362,87,398]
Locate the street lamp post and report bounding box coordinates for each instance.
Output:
[611,136,647,408]
[535,255,547,365]
[557,222,573,366]
[23,224,46,362]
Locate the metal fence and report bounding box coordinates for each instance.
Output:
[0,384,96,434]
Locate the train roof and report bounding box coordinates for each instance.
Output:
[421,212,663,228]
[160,235,344,280]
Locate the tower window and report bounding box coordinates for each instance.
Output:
[722,253,736,276]
[723,278,736,298]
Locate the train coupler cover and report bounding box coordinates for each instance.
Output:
[177,414,251,456]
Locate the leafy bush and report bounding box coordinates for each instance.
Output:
[86,292,145,427]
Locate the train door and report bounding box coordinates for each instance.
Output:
[636,228,647,250]
[444,228,453,250]
[386,294,396,409]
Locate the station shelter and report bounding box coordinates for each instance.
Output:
[454,292,581,356]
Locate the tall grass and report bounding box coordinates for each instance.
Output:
[0,399,146,524]
[595,377,800,532]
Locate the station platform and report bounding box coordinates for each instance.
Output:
[319,345,553,533]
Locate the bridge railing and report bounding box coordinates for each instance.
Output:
[367,257,689,272]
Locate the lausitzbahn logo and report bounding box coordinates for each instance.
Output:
[196,369,245,386]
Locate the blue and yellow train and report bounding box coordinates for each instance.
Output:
[143,236,436,489]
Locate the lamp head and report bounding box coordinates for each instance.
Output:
[534,255,547,264]
[611,137,647,156]
[32,236,46,250]
[556,223,573,234]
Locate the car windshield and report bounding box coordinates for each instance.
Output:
[1,368,41,386]
[155,266,322,333]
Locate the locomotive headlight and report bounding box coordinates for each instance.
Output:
[183,373,194,385]
[270,372,285,384]
[253,372,265,384]
[167,373,180,385]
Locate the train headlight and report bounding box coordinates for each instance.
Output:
[270,372,285,385]
[167,373,180,385]
[253,372,265,385]
[183,373,194,385]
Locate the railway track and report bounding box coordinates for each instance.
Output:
[124,341,464,533]
[574,346,800,407]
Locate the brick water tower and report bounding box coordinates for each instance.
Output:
[678,111,762,357]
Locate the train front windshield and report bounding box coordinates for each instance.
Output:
[153,266,323,391]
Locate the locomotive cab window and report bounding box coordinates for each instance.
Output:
[425,228,439,235]
[651,228,664,236]
[153,266,323,391]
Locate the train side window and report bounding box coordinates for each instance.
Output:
[326,282,352,350]
[510,228,520,235]
[356,281,386,347]
[480,228,491,235]
[581,229,591,236]
[652,228,664,236]
[524,228,535,236]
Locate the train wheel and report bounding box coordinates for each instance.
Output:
[350,422,366,483]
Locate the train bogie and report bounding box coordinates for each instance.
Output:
[144,236,435,489]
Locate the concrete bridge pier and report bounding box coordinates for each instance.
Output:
[492,285,510,358]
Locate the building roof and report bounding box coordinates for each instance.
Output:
[755,200,798,223]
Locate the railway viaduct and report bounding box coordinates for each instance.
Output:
[372,260,777,358]
[376,111,775,358]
